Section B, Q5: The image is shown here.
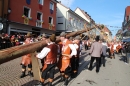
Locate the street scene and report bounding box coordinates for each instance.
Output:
[0,0,130,86]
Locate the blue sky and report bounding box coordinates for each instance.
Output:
[59,0,130,37]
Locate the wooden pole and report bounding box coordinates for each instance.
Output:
[0,29,92,64]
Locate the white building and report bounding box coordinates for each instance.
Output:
[75,7,90,23]
[56,2,89,34]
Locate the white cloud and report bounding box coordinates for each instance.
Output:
[58,0,75,7]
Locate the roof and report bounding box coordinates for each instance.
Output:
[102,26,111,33]
[125,6,130,17]
[75,7,95,23]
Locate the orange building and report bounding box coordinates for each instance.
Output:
[0,0,57,36]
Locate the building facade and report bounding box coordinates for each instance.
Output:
[0,0,57,36]
[56,2,89,35]
[122,6,130,39]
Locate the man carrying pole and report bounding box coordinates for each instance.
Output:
[71,35,81,78]
[35,34,58,86]
[58,32,77,86]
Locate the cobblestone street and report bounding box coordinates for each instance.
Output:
[0,50,90,86]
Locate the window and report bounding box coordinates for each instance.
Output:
[58,17,63,24]
[71,19,73,26]
[49,17,53,24]
[50,2,54,10]
[38,0,44,5]
[36,12,43,27]
[23,7,31,17]
[37,12,42,20]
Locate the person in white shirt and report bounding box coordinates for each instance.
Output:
[35,34,59,86]
[58,32,77,86]
[100,39,107,67]
[71,36,81,78]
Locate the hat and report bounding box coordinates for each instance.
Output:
[50,34,56,42]
[74,36,81,40]
[41,33,48,38]
[26,32,32,38]
[95,36,100,41]
[60,32,66,37]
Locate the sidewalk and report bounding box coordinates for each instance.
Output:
[69,54,130,86]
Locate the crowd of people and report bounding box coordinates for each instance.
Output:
[1,32,130,86]
[0,33,44,50]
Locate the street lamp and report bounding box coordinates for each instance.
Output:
[0,23,3,30]
[8,8,11,14]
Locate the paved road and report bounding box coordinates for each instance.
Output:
[1,50,130,86]
[0,49,90,86]
[70,54,130,86]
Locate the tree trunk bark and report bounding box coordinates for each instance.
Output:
[0,29,91,64]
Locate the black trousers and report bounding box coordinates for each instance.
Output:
[85,44,88,50]
[99,55,105,66]
[107,48,111,57]
[89,57,100,72]
[41,64,56,79]
[71,57,79,72]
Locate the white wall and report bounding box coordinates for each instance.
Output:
[75,8,90,23]
[56,3,86,32]
[66,12,85,32]
[56,3,69,31]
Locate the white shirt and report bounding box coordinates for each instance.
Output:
[36,47,50,59]
[113,44,118,50]
[74,43,79,49]
[36,42,59,59]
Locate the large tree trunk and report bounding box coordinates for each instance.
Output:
[0,29,90,64]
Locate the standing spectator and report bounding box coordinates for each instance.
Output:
[100,39,107,67]
[107,41,111,58]
[125,42,130,64]
[88,36,102,73]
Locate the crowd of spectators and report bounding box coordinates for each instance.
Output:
[0,33,42,50]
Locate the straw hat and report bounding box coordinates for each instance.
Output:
[41,33,48,38]
[25,32,32,38]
